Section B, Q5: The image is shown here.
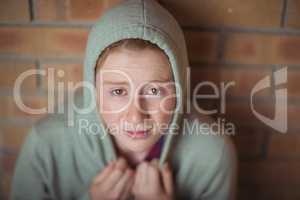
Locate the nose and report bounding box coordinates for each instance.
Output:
[125,95,148,124]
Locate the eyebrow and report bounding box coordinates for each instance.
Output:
[146,79,172,84]
[102,80,129,85]
[102,79,172,86]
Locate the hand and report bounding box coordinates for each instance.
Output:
[132,159,173,200]
[89,157,134,200]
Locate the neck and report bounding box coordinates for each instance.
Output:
[110,137,151,168]
[119,149,149,168]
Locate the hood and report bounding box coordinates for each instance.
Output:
[82,0,189,166]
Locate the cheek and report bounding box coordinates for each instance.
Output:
[99,112,118,128]
[98,90,130,113]
[152,100,175,126]
[150,111,173,135]
[98,96,125,129]
[162,97,176,110]
[153,111,173,124]
[159,92,176,113]
[99,112,119,128]
[151,94,176,129]
[100,112,127,137]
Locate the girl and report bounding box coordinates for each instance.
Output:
[12,0,236,199]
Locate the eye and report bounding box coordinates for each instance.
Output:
[145,87,161,96]
[110,88,127,96]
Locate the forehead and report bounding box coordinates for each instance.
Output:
[97,48,173,82]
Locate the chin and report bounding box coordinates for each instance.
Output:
[114,134,158,153]
[124,138,155,152]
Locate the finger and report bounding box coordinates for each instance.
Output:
[113,168,133,197]
[148,161,160,182]
[150,159,159,168]
[120,171,135,200]
[141,162,149,184]
[149,159,161,181]
[147,163,161,192]
[137,162,148,184]
[101,158,128,191]
[93,161,115,184]
[115,157,128,171]
[161,163,173,195]
[132,162,148,193]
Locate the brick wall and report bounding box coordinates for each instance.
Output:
[0,0,299,199]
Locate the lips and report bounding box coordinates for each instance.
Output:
[125,129,151,139]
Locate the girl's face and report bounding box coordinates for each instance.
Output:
[96,48,176,154]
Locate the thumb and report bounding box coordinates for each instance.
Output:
[161,163,173,196]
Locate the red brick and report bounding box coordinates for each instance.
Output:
[287,104,300,131]
[188,98,219,118]
[268,131,300,158]
[286,0,300,28]
[287,68,300,98]
[0,95,48,120]
[34,0,63,21]
[255,101,299,133]
[224,33,276,64]
[0,60,37,90]
[41,62,83,91]
[238,185,300,200]
[190,66,273,97]
[0,0,30,22]
[35,0,121,21]
[224,100,275,127]
[1,153,17,174]
[0,27,89,59]
[0,125,31,150]
[191,97,276,133]
[232,125,266,158]
[2,172,11,200]
[240,160,300,185]
[224,33,300,65]
[184,31,219,63]
[1,153,17,200]
[228,100,300,133]
[276,36,300,64]
[161,0,282,28]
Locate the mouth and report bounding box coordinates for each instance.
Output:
[125,129,151,139]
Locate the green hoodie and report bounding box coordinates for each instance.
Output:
[11,0,237,199]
